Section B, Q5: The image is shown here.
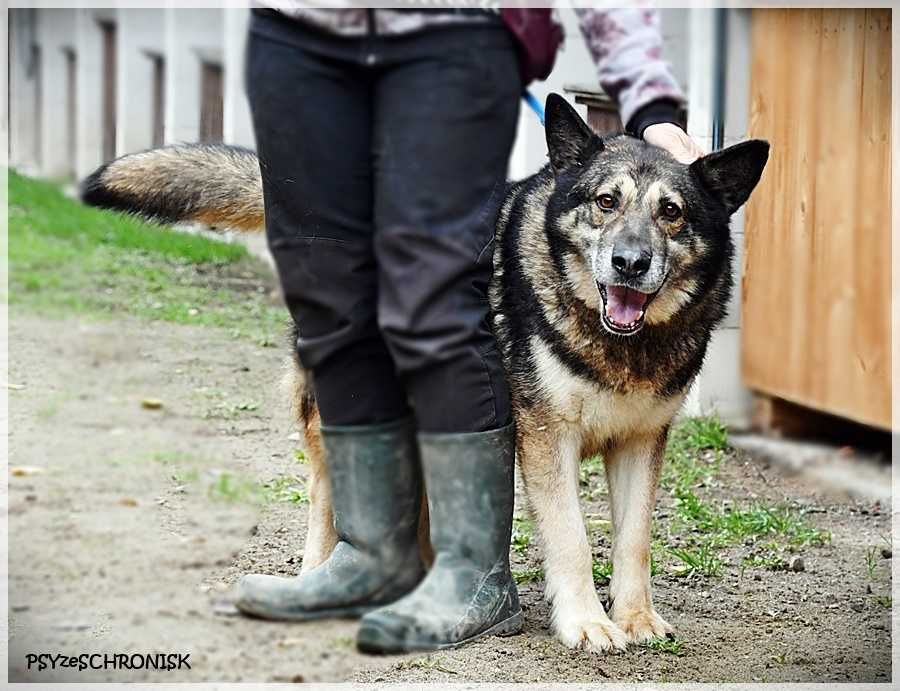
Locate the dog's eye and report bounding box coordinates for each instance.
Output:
[661,202,682,220]
[597,194,616,211]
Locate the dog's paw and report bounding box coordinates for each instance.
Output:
[612,606,672,644]
[555,615,628,653]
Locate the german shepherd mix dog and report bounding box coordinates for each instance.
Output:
[82,94,768,653]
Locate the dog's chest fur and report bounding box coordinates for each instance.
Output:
[527,334,682,447]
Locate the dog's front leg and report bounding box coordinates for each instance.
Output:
[604,429,672,643]
[520,422,627,653]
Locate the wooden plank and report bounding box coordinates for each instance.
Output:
[742,9,891,430]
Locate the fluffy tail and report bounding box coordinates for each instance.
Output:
[80,144,265,232]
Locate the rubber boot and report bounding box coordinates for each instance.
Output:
[356,422,523,653]
[235,417,424,621]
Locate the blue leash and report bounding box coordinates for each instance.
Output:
[523,90,544,126]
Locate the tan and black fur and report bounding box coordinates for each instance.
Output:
[81,94,768,653]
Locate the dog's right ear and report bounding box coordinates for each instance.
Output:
[545,93,598,174]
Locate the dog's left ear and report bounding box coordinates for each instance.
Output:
[545,93,598,174]
[690,140,770,214]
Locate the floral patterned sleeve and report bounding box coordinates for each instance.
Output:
[575,8,686,136]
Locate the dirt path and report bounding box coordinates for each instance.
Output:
[8,312,892,683]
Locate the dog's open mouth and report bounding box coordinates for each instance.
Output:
[598,283,657,335]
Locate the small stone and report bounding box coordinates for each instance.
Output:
[866,583,873,594]
[881,548,892,559]
[851,601,864,613]
[753,573,762,581]
[789,557,805,572]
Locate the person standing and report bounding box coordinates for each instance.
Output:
[235,5,701,653]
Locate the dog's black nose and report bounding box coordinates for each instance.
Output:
[611,239,651,279]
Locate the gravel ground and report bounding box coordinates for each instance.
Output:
[7,312,892,683]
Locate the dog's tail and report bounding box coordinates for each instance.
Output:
[80,144,265,232]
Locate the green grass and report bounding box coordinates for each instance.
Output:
[8,170,285,342]
[655,415,830,579]
[512,566,544,585]
[592,558,614,583]
[207,470,309,506]
[512,515,534,556]
[645,636,686,656]
[668,542,724,578]
[261,475,309,505]
[864,546,883,580]
[661,416,728,493]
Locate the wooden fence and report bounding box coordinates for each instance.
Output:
[742,9,891,430]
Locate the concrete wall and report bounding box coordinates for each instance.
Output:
[8,9,40,173]
[164,8,223,145]
[74,8,112,179]
[34,8,78,178]
[223,8,255,148]
[116,9,165,155]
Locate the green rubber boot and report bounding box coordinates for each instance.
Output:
[235,417,424,621]
[356,422,523,653]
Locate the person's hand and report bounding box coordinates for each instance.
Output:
[643,122,706,164]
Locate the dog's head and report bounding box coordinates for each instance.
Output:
[543,93,769,337]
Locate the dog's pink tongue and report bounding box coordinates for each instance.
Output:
[605,285,648,324]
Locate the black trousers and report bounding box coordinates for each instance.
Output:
[246,12,521,433]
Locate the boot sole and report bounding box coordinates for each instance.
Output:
[236,601,377,622]
[356,609,524,654]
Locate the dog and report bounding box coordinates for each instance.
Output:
[81,93,768,653]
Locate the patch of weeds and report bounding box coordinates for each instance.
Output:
[207,471,262,503]
[207,470,309,506]
[661,415,727,492]
[865,546,881,580]
[719,504,830,547]
[512,567,544,584]
[770,652,789,665]
[592,558,613,583]
[512,516,534,555]
[395,655,458,675]
[645,636,686,656]
[874,595,892,609]
[679,415,729,450]
[294,448,308,464]
[579,455,604,486]
[668,542,723,578]
[262,475,309,505]
[579,455,606,501]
